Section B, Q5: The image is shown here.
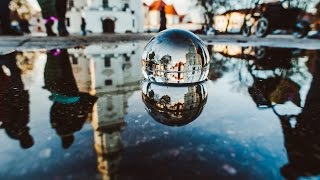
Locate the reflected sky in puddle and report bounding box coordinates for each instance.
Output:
[0,42,319,180]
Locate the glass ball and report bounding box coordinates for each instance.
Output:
[141,81,208,126]
[142,29,210,84]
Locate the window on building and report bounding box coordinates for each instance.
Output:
[104,56,111,67]
[103,0,109,8]
[66,18,70,27]
[132,19,135,28]
[68,0,74,9]
[123,3,129,11]
[124,54,130,62]
[105,80,113,86]
[72,56,78,64]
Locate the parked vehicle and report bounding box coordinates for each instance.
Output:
[214,9,250,34]
[243,0,310,38]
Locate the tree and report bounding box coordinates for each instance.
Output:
[9,0,36,21]
[159,55,172,65]
[192,0,242,28]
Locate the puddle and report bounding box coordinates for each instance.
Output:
[0,42,319,179]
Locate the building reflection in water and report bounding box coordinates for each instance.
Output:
[2,42,320,179]
[0,42,143,178]
[142,82,208,126]
[67,42,143,179]
[0,52,34,149]
[211,45,320,179]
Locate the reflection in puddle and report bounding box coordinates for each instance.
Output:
[0,42,320,179]
[210,45,320,179]
[0,42,144,179]
[44,49,97,149]
[68,43,143,179]
[0,52,33,149]
[142,82,207,126]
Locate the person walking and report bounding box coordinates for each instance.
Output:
[81,17,86,36]
[37,0,69,36]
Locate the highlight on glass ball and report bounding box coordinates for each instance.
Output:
[141,81,208,126]
[141,29,210,84]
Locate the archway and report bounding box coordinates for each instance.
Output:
[102,18,115,33]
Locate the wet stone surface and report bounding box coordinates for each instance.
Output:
[0,41,320,180]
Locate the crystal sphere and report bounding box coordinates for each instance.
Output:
[142,29,210,84]
[141,81,208,126]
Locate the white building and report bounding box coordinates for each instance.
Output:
[185,45,202,82]
[66,0,144,34]
[148,0,179,26]
[143,0,204,32]
[68,42,143,126]
[145,0,179,31]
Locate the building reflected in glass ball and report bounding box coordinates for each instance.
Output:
[141,81,208,126]
[142,29,210,84]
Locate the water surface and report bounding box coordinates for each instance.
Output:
[0,42,319,180]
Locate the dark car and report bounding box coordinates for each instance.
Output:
[243,0,310,38]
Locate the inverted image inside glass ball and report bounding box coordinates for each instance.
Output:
[141,81,208,126]
[142,29,210,84]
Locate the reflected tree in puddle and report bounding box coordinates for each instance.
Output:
[279,51,320,180]
[0,52,33,149]
[210,45,320,179]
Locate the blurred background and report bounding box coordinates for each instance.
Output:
[1,0,319,37]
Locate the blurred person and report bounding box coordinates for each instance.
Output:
[309,2,320,39]
[43,49,96,149]
[19,19,31,34]
[0,52,34,149]
[9,0,34,35]
[37,0,69,36]
[81,17,86,36]
[0,0,22,35]
[159,6,166,32]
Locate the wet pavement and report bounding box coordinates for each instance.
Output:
[1,34,320,55]
[0,41,320,180]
